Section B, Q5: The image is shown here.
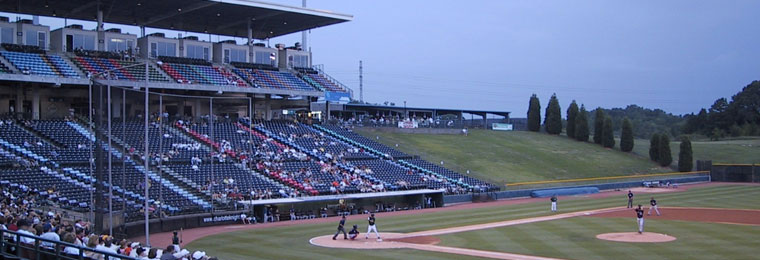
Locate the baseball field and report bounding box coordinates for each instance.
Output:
[168,182,760,259]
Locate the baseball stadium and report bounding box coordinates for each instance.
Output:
[0,1,757,259]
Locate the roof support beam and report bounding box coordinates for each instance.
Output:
[142,1,218,26]
[68,1,98,16]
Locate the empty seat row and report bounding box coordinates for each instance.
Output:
[0,51,79,78]
[72,56,170,82]
[233,68,316,91]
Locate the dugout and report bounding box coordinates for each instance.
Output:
[242,189,444,221]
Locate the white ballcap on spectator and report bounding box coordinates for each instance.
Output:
[192,251,206,259]
[174,249,190,258]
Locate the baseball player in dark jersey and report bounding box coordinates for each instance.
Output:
[332,215,348,240]
[635,205,645,234]
[627,190,634,208]
[550,195,557,212]
[365,213,381,240]
[648,197,661,216]
[348,224,360,240]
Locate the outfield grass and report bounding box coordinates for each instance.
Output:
[355,129,668,185]
[186,184,759,260]
[439,218,760,260]
[631,137,760,167]
[437,185,760,260]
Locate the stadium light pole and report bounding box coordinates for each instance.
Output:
[144,60,151,247]
[107,83,113,236]
[87,77,94,223]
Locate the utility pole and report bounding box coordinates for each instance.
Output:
[359,60,363,103]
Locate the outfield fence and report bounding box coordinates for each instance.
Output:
[504,171,709,190]
[443,172,709,205]
[710,163,759,183]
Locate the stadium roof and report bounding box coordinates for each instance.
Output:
[0,0,352,39]
[344,103,511,117]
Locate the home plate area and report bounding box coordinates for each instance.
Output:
[309,233,407,249]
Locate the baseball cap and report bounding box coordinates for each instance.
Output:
[192,251,206,259]
[175,249,190,258]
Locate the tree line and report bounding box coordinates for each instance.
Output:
[682,80,760,139]
[527,94,693,171]
[527,94,633,151]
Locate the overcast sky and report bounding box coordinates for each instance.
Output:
[6,0,759,116]
[283,0,760,116]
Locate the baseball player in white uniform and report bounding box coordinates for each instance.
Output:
[365,213,381,241]
[635,205,645,234]
[550,195,557,212]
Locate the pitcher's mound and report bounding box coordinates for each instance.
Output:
[309,233,407,249]
[597,232,676,243]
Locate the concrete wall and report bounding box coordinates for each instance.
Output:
[357,127,461,135]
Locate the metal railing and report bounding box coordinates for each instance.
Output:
[310,65,354,98]
[0,229,137,260]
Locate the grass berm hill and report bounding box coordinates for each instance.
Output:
[355,129,759,186]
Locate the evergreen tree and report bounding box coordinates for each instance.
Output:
[649,133,660,161]
[602,116,615,148]
[593,108,605,144]
[566,101,579,139]
[575,105,590,142]
[658,134,673,167]
[678,136,693,172]
[544,94,562,135]
[620,117,634,152]
[527,94,541,132]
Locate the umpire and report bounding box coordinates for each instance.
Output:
[332,215,348,240]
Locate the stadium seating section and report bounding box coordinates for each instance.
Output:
[158,56,247,87]
[0,117,498,217]
[1,44,80,78]
[72,55,170,82]
[297,68,347,92]
[1,51,80,78]
[316,124,409,158]
[233,67,316,91]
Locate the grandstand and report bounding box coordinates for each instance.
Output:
[0,0,507,255]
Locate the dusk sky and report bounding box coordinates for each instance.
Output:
[6,0,759,116]
[283,0,760,116]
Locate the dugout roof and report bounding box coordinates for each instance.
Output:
[0,0,352,39]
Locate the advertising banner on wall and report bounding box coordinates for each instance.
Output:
[398,121,419,129]
[492,123,513,131]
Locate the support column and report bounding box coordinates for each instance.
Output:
[32,87,40,120]
[15,86,23,115]
[194,99,202,120]
[301,0,308,51]
[112,93,122,118]
[247,19,254,63]
[264,94,272,120]
[97,10,105,51]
